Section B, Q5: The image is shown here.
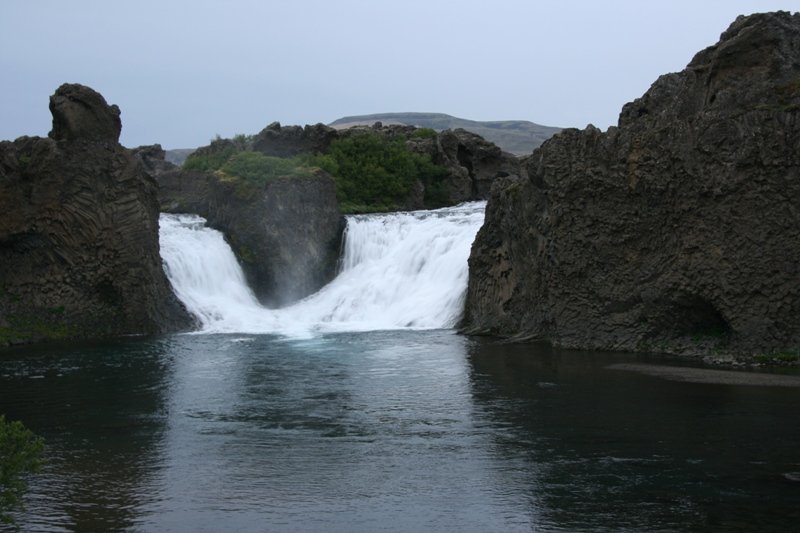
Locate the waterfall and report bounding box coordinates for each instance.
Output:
[159,202,485,336]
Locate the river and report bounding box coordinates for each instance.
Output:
[1,203,798,531]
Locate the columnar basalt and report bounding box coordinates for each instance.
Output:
[0,84,191,346]
[464,12,800,357]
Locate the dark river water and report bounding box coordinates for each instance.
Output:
[1,330,799,532]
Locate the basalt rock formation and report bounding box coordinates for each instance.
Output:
[249,121,519,207]
[158,167,344,308]
[464,12,800,357]
[0,83,191,346]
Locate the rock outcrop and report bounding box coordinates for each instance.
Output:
[253,122,338,157]
[131,144,178,176]
[433,128,519,200]
[246,121,519,207]
[464,12,800,357]
[158,168,344,307]
[0,83,191,346]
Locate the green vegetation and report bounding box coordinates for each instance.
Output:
[753,350,800,365]
[411,128,438,139]
[181,130,451,213]
[182,134,252,173]
[311,132,449,213]
[221,152,315,186]
[182,142,240,172]
[182,135,314,188]
[0,415,44,526]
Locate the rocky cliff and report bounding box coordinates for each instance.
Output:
[0,84,191,346]
[158,168,344,307]
[464,12,800,358]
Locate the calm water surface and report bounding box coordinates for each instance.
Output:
[1,330,799,532]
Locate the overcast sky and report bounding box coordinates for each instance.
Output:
[1,1,797,149]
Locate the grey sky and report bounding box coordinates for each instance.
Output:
[1,1,797,149]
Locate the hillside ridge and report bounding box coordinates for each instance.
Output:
[329,112,561,155]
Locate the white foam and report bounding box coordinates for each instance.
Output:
[159,202,485,337]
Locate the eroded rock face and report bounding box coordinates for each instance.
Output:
[158,168,345,308]
[0,84,191,346]
[464,12,800,356]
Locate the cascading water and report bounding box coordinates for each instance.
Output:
[159,202,485,336]
[159,214,265,331]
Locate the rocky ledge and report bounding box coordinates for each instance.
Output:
[463,11,800,359]
[0,83,191,346]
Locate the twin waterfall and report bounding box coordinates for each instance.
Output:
[159,203,486,337]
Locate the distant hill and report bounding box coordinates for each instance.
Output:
[329,112,562,155]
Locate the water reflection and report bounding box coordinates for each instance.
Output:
[142,331,536,532]
[465,340,800,531]
[0,337,175,532]
[2,332,799,531]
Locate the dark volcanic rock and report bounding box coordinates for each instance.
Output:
[0,84,191,346]
[48,83,122,142]
[252,122,338,157]
[158,168,344,307]
[464,12,800,357]
[131,144,177,176]
[433,128,519,201]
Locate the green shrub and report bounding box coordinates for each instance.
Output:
[181,130,451,212]
[311,132,449,213]
[182,134,252,172]
[411,127,438,139]
[182,142,240,172]
[0,415,44,526]
[221,152,315,185]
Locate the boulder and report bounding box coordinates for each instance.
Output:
[463,12,800,357]
[0,84,191,346]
